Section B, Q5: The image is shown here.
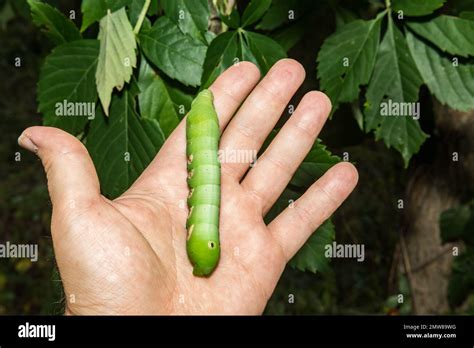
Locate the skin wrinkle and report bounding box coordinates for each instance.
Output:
[52,212,100,260]
[63,250,128,313]
[233,255,269,312]
[211,64,260,114]
[256,74,290,100]
[230,240,247,308]
[243,187,265,215]
[312,179,339,209]
[253,160,293,214]
[52,215,92,262]
[272,233,292,265]
[264,152,289,174]
[234,120,257,139]
[102,249,163,313]
[273,204,315,262]
[220,161,240,180]
[292,93,330,135]
[100,198,166,275]
[211,84,242,119]
[294,199,318,229]
[243,88,281,114]
[291,119,316,140]
[114,192,168,219]
[121,183,170,205]
[211,73,256,109]
[112,198,173,262]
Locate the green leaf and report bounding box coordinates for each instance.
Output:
[256,0,311,30]
[126,0,158,20]
[385,294,398,309]
[317,15,383,109]
[454,0,474,13]
[407,16,474,58]
[166,85,193,119]
[221,10,240,29]
[128,0,146,27]
[460,11,474,20]
[264,187,297,223]
[447,248,474,307]
[96,7,137,115]
[241,0,272,28]
[441,203,474,307]
[399,275,411,295]
[0,0,15,30]
[334,6,357,29]
[375,116,427,168]
[140,16,207,87]
[27,0,81,45]
[10,0,30,19]
[81,0,106,32]
[38,40,99,134]
[204,30,216,45]
[80,0,131,32]
[201,31,239,88]
[351,102,364,131]
[147,0,159,16]
[406,30,474,112]
[161,0,210,39]
[392,0,446,16]
[440,203,474,245]
[137,58,180,137]
[86,89,165,199]
[237,31,259,68]
[271,20,305,52]
[290,219,335,273]
[364,18,427,166]
[245,31,287,74]
[201,28,285,87]
[290,139,341,189]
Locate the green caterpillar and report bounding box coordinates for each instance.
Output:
[186,89,221,276]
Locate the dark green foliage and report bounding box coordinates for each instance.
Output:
[440,202,474,307]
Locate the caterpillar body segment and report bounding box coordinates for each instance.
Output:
[186,89,221,276]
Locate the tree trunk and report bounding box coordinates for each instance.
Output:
[401,100,474,314]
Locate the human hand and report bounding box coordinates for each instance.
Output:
[18,59,358,314]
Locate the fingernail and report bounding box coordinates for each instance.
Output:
[18,132,38,154]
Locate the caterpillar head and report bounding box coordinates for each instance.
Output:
[186,224,220,276]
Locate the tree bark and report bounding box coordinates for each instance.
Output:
[401,100,474,314]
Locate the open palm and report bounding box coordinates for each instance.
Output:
[19,59,358,314]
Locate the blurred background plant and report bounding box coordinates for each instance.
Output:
[0,0,473,315]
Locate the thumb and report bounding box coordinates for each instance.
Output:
[18,126,101,212]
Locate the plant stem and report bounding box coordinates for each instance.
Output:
[385,0,391,9]
[134,0,151,35]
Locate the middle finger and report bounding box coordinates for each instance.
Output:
[219,59,305,182]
